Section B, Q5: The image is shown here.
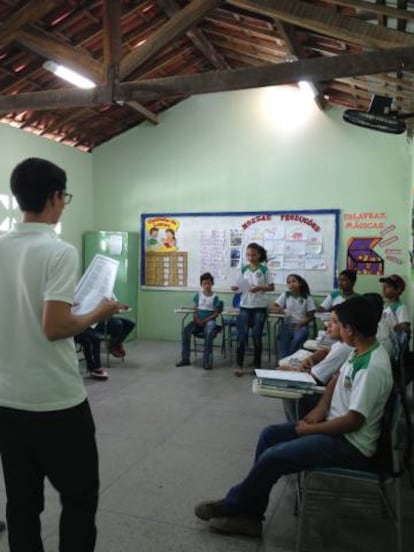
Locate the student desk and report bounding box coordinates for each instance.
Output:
[252,378,325,420]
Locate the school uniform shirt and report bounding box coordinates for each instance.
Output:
[319,290,358,311]
[328,342,393,457]
[275,292,316,324]
[376,315,396,356]
[382,300,410,331]
[311,341,354,385]
[239,264,273,309]
[193,292,220,320]
[0,222,86,411]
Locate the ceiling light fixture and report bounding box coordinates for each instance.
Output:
[43,61,96,89]
[298,80,318,99]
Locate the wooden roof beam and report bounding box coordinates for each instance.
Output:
[2,46,414,113]
[120,0,224,79]
[0,0,60,49]
[17,28,104,83]
[321,0,414,23]
[157,0,230,69]
[227,0,414,48]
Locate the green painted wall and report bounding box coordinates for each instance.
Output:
[92,87,412,341]
[0,123,93,257]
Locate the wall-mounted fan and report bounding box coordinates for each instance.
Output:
[343,95,413,134]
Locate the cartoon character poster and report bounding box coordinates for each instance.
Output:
[145,217,179,252]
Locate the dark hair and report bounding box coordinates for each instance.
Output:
[340,269,357,284]
[149,227,159,234]
[335,296,378,338]
[287,273,311,297]
[200,272,214,285]
[247,242,267,263]
[363,293,384,324]
[10,158,66,213]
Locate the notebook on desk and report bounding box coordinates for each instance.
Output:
[255,369,316,390]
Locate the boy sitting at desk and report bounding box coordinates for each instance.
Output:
[176,272,222,370]
[279,306,353,421]
[194,296,392,538]
[379,274,411,342]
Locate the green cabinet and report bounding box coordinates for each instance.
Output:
[83,231,139,339]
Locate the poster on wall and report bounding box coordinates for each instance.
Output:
[141,210,339,293]
[344,212,402,276]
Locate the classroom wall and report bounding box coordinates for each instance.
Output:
[92,86,413,341]
[0,123,94,256]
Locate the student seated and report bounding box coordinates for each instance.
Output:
[379,274,411,340]
[271,274,316,362]
[74,329,108,380]
[318,269,357,312]
[280,307,353,421]
[194,296,392,538]
[95,315,135,358]
[364,292,396,357]
[176,272,222,370]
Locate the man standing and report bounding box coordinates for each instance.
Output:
[0,158,120,551]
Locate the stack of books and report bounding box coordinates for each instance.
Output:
[254,369,317,393]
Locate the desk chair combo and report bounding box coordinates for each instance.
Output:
[177,302,225,370]
[296,391,403,552]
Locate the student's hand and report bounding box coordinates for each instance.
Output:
[304,406,326,425]
[301,357,314,371]
[94,298,120,321]
[295,420,314,436]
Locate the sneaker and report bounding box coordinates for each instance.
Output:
[89,368,108,380]
[110,344,126,358]
[194,499,230,521]
[176,360,191,367]
[209,515,262,538]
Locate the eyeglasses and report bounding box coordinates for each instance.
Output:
[62,192,73,205]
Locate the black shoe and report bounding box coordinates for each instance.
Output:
[176,360,191,367]
[194,499,230,521]
[209,515,262,537]
[0,520,6,532]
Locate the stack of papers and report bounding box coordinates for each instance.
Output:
[255,369,316,391]
[278,349,313,368]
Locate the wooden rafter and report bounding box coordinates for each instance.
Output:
[157,0,230,70]
[119,0,224,79]
[2,45,414,113]
[228,0,414,48]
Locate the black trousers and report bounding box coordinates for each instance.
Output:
[0,399,99,552]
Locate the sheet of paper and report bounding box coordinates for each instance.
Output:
[255,369,315,384]
[235,276,251,293]
[73,254,119,316]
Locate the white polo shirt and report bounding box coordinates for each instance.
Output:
[328,342,392,457]
[0,222,87,411]
[311,341,353,384]
[239,264,273,309]
[275,292,316,324]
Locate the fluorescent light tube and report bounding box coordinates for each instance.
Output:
[43,61,96,89]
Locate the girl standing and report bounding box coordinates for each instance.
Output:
[272,273,316,362]
[232,243,274,375]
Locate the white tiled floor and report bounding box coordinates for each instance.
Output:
[0,340,413,551]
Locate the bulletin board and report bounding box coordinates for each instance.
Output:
[141,210,340,293]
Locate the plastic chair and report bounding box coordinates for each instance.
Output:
[190,300,225,369]
[295,391,403,552]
